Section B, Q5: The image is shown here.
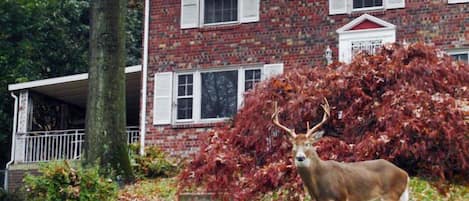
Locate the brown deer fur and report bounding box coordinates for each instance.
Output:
[292,135,408,201]
[272,99,409,201]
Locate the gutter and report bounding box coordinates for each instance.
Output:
[4,92,18,191]
[139,0,150,155]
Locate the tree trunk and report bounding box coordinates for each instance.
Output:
[84,0,133,182]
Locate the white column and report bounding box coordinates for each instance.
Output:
[15,90,29,162]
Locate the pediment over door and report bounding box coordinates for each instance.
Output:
[336,14,396,63]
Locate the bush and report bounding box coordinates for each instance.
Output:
[130,145,180,178]
[0,188,25,201]
[23,161,118,201]
[178,43,469,200]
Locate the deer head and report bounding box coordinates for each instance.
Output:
[272,98,330,168]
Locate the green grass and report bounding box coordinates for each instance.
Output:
[409,177,469,201]
[119,177,468,201]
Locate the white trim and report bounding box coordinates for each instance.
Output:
[139,0,150,155]
[447,49,469,55]
[336,14,396,34]
[447,49,469,62]
[352,6,384,12]
[448,0,469,4]
[337,14,396,63]
[8,65,142,91]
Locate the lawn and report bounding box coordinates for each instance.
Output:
[118,177,468,201]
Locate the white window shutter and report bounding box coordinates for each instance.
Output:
[240,0,260,23]
[329,0,347,15]
[448,0,469,3]
[181,0,199,29]
[153,72,173,125]
[262,63,284,80]
[385,0,405,9]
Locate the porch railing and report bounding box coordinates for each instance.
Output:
[18,127,139,163]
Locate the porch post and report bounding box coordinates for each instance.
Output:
[14,90,30,162]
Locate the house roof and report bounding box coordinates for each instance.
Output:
[8,65,142,124]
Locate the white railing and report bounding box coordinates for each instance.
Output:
[19,127,139,163]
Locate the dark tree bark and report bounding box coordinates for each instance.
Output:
[84,0,134,182]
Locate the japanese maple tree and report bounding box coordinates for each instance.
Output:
[178,43,469,200]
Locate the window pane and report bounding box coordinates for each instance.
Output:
[245,70,253,80]
[452,53,468,63]
[254,70,261,80]
[187,85,193,96]
[177,98,193,120]
[461,54,469,62]
[177,75,193,96]
[245,69,261,91]
[201,71,238,119]
[245,82,253,91]
[178,86,186,96]
[204,0,238,24]
[353,0,382,9]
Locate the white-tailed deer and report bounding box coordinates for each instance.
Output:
[272,98,409,201]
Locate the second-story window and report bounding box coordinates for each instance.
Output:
[204,0,238,24]
[181,0,259,29]
[353,0,383,9]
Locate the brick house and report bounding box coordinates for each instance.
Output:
[5,0,469,191]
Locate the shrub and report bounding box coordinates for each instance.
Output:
[130,145,180,178]
[23,161,118,201]
[178,43,469,200]
[0,188,25,201]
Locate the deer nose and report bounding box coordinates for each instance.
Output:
[296,156,306,162]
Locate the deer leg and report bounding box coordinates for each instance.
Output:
[381,193,400,201]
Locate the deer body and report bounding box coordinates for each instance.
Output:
[272,99,409,201]
[294,135,409,201]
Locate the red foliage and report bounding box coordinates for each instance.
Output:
[178,43,469,200]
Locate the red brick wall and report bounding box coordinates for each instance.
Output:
[145,0,469,156]
[7,169,39,192]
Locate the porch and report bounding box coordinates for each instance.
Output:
[8,65,142,164]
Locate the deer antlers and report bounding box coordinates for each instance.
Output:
[272,101,297,138]
[306,98,330,138]
[272,98,330,139]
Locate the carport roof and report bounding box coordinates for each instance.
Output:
[7,65,142,120]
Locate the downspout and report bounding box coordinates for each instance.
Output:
[139,0,150,155]
[4,92,18,191]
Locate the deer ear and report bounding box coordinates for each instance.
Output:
[312,130,325,140]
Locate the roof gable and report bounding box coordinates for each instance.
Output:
[337,14,396,34]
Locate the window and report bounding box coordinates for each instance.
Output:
[177,74,193,120]
[448,50,469,63]
[160,64,282,125]
[329,0,404,15]
[203,0,238,24]
[181,0,260,29]
[353,0,383,9]
[201,70,238,119]
[244,69,261,91]
[351,40,383,56]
